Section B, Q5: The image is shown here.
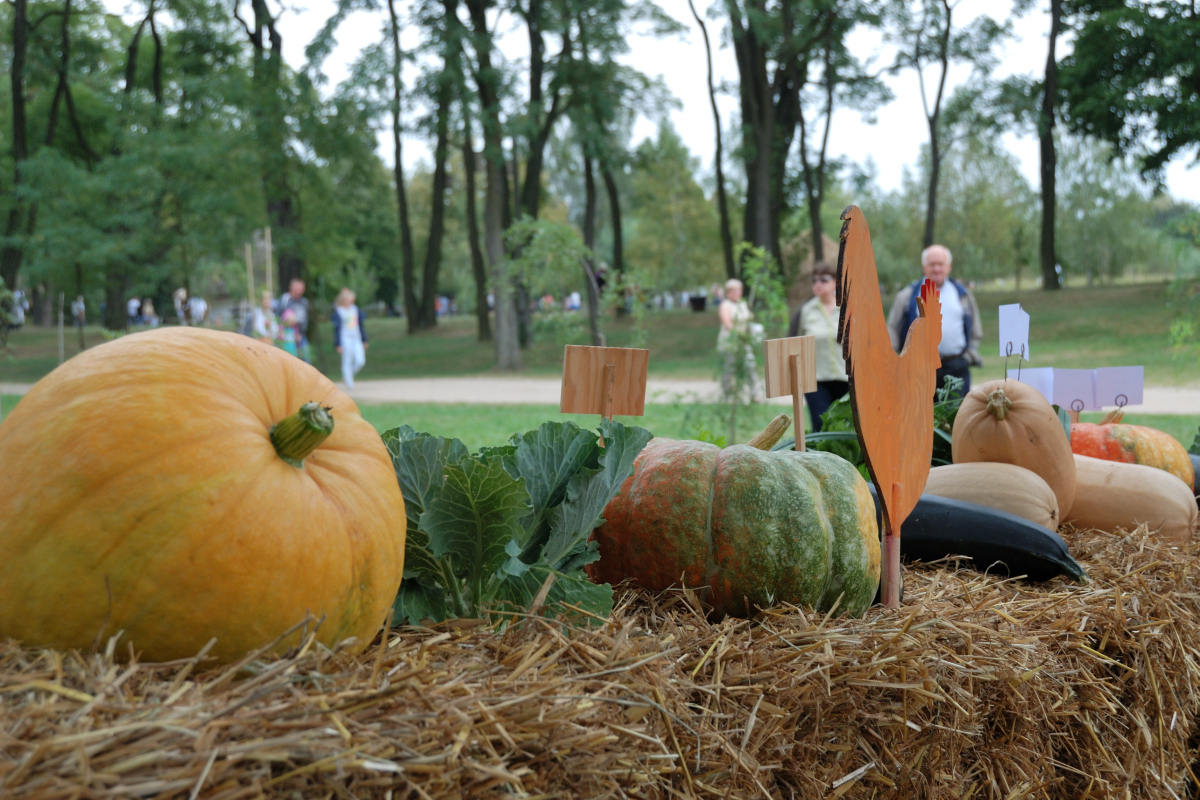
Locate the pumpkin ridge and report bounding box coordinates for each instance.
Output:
[116,467,268,636]
[15,415,260,555]
[701,450,721,601]
[810,469,837,608]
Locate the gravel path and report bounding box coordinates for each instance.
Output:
[7,378,1198,414]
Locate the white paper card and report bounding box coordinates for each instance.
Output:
[1052,369,1099,411]
[1008,367,1054,405]
[1095,366,1144,408]
[998,304,1030,360]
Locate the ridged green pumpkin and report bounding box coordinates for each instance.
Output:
[587,439,880,617]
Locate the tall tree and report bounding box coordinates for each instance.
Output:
[580,154,605,345]
[465,0,521,369]
[2,0,33,290]
[687,0,735,279]
[724,0,805,268]
[384,0,419,332]
[1038,0,1062,290]
[887,0,1006,247]
[794,1,888,263]
[462,125,491,341]
[237,0,305,290]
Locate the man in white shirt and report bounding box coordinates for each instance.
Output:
[886,244,983,396]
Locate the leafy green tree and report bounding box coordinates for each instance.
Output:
[626,123,724,292]
[885,0,1008,247]
[1055,135,1180,283]
[1060,0,1200,178]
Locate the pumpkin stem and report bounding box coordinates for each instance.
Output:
[271,403,334,467]
[747,414,791,450]
[985,388,1013,421]
[1099,408,1125,425]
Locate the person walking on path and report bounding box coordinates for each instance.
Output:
[332,288,368,388]
[275,279,311,363]
[717,278,759,400]
[886,244,982,396]
[787,262,848,431]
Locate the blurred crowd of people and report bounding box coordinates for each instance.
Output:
[237,279,369,387]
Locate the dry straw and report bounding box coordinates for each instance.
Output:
[3,524,1200,799]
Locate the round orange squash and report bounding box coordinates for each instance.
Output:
[0,327,406,663]
[952,379,1076,516]
[1071,420,1194,488]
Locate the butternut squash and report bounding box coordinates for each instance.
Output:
[952,380,1076,516]
[924,463,1059,531]
[1066,455,1197,542]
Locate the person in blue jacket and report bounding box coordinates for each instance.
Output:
[886,244,983,396]
[332,288,369,388]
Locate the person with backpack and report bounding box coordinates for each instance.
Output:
[886,244,983,396]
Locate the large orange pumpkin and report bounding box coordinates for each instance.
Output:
[0,328,406,663]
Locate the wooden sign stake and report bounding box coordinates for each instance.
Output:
[790,355,806,451]
[764,336,817,450]
[560,346,649,442]
[836,205,942,610]
[600,364,617,422]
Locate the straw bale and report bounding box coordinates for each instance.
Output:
[4,523,1200,799]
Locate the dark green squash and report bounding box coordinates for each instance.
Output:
[587,437,880,617]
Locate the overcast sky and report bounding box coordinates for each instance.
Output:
[113,0,1200,203]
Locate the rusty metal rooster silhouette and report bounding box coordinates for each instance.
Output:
[836,206,942,609]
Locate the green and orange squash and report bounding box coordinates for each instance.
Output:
[0,327,406,663]
[587,431,880,618]
[1071,411,1194,488]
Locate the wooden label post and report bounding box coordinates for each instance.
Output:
[763,336,817,450]
[560,346,650,436]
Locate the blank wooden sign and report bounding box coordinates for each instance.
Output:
[763,336,817,399]
[560,345,650,417]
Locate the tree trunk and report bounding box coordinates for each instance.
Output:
[727,1,798,269]
[466,0,521,370]
[923,115,941,249]
[728,4,773,261]
[463,135,491,341]
[689,0,735,279]
[1039,0,1062,291]
[797,29,837,265]
[248,0,304,291]
[921,4,953,250]
[103,272,129,331]
[419,82,452,329]
[1,0,31,291]
[388,0,420,332]
[581,156,604,346]
[600,164,623,275]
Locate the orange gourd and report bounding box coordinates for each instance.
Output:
[951,379,1076,515]
[1071,412,1194,488]
[0,328,406,663]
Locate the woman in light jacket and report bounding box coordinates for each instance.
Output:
[332,288,369,388]
[787,262,847,432]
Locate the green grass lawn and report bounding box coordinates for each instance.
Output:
[970,282,1188,386]
[356,401,791,450]
[4,393,1195,450]
[2,280,1189,386]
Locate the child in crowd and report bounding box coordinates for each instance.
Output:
[278,308,300,357]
